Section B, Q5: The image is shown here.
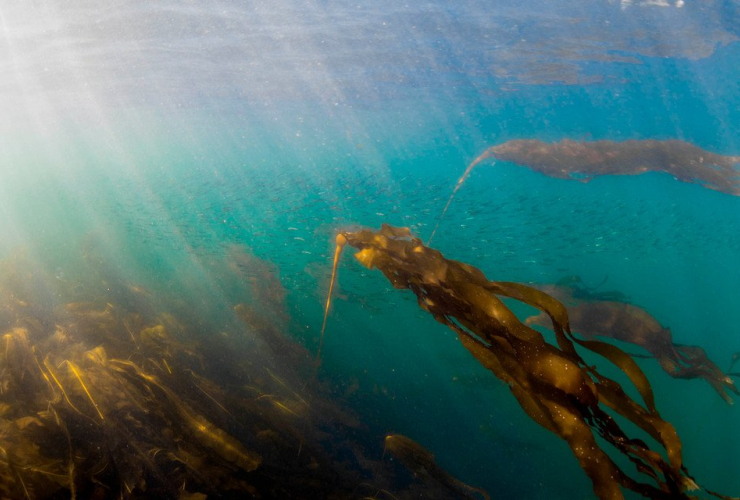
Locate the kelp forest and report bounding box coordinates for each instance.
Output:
[1,140,739,500]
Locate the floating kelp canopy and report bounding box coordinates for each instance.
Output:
[430,139,740,242]
[321,224,737,500]
[0,242,465,500]
[526,282,738,404]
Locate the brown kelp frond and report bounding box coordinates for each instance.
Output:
[431,139,740,242]
[333,224,729,500]
[384,434,491,500]
[488,139,740,195]
[266,367,309,407]
[526,283,738,404]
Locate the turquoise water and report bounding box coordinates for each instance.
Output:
[1,1,740,498]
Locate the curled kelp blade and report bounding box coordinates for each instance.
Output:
[481,284,660,416]
[336,224,733,500]
[474,281,681,472]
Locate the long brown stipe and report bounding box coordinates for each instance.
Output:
[43,357,87,419]
[62,360,105,422]
[315,233,347,366]
[428,148,496,245]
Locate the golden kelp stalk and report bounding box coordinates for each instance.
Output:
[430,139,740,242]
[317,234,347,365]
[323,224,736,500]
[526,283,738,404]
[428,154,495,244]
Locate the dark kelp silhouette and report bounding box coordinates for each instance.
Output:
[488,139,740,191]
[430,139,740,243]
[525,283,738,404]
[321,224,736,500]
[384,434,490,500]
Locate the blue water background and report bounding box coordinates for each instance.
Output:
[1,1,740,498]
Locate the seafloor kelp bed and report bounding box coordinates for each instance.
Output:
[322,225,738,500]
[0,240,486,500]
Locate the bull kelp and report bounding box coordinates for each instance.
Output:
[430,139,740,243]
[321,224,736,500]
[485,140,740,193]
[526,282,738,404]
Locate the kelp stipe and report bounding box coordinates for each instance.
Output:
[428,149,496,245]
[315,233,347,367]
